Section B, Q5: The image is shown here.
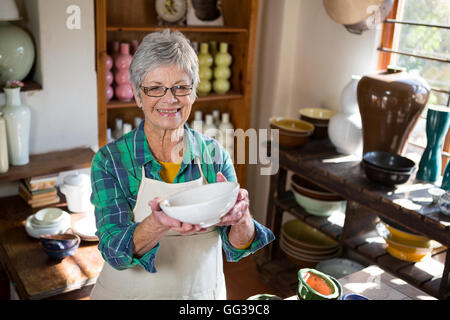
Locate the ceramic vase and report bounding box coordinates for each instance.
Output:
[328,75,363,157]
[106,54,114,102]
[357,68,430,155]
[197,43,213,96]
[131,40,139,55]
[441,161,450,190]
[0,112,9,173]
[213,42,231,94]
[114,43,133,102]
[416,105,450,183]
[2,87,31,166]
[0,22,35,86]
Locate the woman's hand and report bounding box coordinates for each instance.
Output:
[148,198,207,234]
[215,172,255,249]
[215,172,251,226]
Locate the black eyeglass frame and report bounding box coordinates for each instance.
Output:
[140,83,194,98]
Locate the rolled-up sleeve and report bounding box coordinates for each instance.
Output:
[90,149,159,272]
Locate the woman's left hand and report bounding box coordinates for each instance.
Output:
[215,172,251,226]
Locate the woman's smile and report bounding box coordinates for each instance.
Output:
[156,107,183,117]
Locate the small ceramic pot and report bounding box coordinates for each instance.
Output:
[40,234,80,259]
[247,294,282,300]
[342,293,370,300]
[297,268,341,300]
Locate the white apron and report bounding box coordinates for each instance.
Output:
[90,157,226,300]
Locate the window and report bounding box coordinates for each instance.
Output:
[377,0,450,173]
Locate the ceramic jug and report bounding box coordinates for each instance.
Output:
[197,43,213,96]
[357,68,430,155]
[2,87,30,165]
[328,75,363,157]
[213,42,232,94]
[114,43,133,102]
[416,105,450,183]
[59,172,93,213]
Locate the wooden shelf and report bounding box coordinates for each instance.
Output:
[1,80,42,93]
[0,147,95,183]
[106,25,248,33]
[106,92,244,109]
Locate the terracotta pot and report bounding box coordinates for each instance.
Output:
[357,68,430,155]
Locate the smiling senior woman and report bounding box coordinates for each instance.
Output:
[89,30,275,300]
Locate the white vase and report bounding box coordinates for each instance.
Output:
[2,87,30,165]
[0,112,9,173]
[328,76,363,157]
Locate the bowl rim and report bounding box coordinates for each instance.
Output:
[40,234,81,251]
[298,107,336,120]
[280,233,340,257]
[282,220,339,250]
[34,208,65,223]
[269,116,315,133]
[363,151,416,172]
[160,181,240,210]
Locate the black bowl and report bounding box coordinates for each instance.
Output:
[362,161,412,186]
[363,151,416,172]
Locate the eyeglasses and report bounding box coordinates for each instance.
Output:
[140,84,193,97]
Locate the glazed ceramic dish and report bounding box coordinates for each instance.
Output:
[316,258,365,279]
[25,211,71,239]
[342,293,370,300]
[34,208,65,225]
[438,190,450,216]
[292,189,346,217]
[280,234,341,260]
[40,233,80,251]
[40,235,80,259]
[299,108,336,125]
[362,161,412,186]
[363,151,416,172]
[380,221,430,248]
[297,268,341,300]
[160,181,239,227]
[282,220,339,251]
[247,294,282,300]
[270,117,315,148]
[291,174,342,201]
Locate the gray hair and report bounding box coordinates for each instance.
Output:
[129,29,199,103]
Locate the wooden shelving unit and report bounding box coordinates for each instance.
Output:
[261,138,450,300]
[94,0,259,187]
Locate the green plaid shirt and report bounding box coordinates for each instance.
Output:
[90,121,275,273]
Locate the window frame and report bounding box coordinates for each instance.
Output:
[377,0,450,173]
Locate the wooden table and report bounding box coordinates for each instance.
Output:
[286,265,436,300]
[0,195,104,300]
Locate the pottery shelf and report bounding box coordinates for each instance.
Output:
[0,147,95,183]
[96,0,259,188]
[106,92,244,109]
[271,190,448,299]
[106,26,248,33]
[263,138,450,300]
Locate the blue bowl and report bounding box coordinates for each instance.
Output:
[342,293,370,300]
[40,233,80,251]
[40,234,80,259]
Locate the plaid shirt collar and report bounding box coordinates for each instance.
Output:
[133,120,201,168]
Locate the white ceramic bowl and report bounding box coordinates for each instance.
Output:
[160,181,240,227]
[292,189,346,217]
[25,211,71,239]
[33,208,65,226]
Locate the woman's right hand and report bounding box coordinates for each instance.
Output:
[148,197,207,234]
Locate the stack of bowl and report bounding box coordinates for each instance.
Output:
[290,174,346,217]
[362,151,416,186]
[299,108,336,138]
[25,208,71,239]
[40,233,81,259]
[269,116,314,148]
[280,220,342,269]
[375,217,439,263]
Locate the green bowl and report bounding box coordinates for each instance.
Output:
[297,268,342,300]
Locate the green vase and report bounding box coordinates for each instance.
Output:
[197,43,212,96]
[213,42,231,94]
[0,22,35,86]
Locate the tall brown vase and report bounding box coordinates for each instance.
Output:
[357,68,430,155]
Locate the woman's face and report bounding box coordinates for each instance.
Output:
[136,64,194,132]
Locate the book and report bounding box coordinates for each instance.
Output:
[18,181,57,201]
[24,173,58,191]
[29,195,60,208]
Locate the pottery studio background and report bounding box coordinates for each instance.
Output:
[0,0,383,226]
